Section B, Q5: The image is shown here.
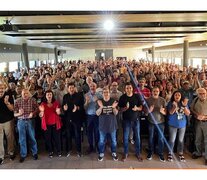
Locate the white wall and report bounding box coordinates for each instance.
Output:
[63,49,95,61]
[113,48,146,60]
[63,48,146,61]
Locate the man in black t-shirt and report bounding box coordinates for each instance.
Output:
[118,82,143,162]
[0,83,15,165]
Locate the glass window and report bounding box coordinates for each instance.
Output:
[175,58,181,65]
[29,61,35,68]
[0,62,7,72]
[9,61,18,72]
[192,58,202,68]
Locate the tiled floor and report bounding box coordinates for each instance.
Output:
[0,140,207,169]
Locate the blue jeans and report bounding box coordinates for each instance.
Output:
[98,130,117,156]
[17,119,38,157]
[87,115,99,150]
[123,120,141,155]
[168,126,186,154]
[148,122,165,155]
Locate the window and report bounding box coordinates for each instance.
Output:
[175,58,181,66]
[9,61,18,72]
[0,62,7,72]
[192,58,202,68]
[29,61,35,68]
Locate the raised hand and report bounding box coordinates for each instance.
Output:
[63,104,68,111]
[182,98,189,107]
[56,107,61,115]
[19,108,24,116]
[160,105,166,115]
[28,112,33,118]
[39,105,45,112]
[172,101,178,108]
[72,105,77,112]
[112,101,118,109]
[4,95,9,105]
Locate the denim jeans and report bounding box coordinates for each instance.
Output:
[168,126,186,154]
[148,122,165,156]
[86,115,99,150]
[17,119,38,157]
[98,130,117,156]
[123,119,141,155]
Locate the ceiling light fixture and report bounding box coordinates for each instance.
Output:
[103,20,114,31]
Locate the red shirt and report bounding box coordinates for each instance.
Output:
[134,87,151,99]
[40,101,62,130]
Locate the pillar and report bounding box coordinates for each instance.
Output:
[22,43,29,69]
[183,40,189,67]
[152,45,155,62]
[54,47,58,64]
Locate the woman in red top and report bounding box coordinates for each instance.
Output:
[39,90,62,158]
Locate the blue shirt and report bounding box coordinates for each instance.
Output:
[167,101,188,128]
[85,91,102,115]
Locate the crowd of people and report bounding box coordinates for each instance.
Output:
[0,59,207,166]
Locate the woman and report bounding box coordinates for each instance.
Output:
[162,81,176,103]
[39,90,62,158]
[167,90,190,162]
[96,87,119,161]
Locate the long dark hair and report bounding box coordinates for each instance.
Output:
[43,90,56,103]
[170,90,185,103]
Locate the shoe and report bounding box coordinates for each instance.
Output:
[192,154,202,159]
[147,153,152,160]
[0,158,4,165]
[57,152,62,157]
[9,154,16,161]
[33,154,38,160]
[205,159,207,166]
[77,152,82,157]
[167,153,173,162]
[122,154,128,162]
[98,155,104,161]
[19,157,25,163]
[112,153,118,161]
[49,152,53,158]
[179,154,186,162]
[136,154,143,162]
[66,151,71,157]
[159,155,166,162]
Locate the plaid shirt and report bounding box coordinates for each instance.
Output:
[14,97,38,119]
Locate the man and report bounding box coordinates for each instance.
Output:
[191,88,207,165]
[14,88,38,163]
[145,87,166,162]
[0,83,15,165]
[118,82,143,162]
[63,83,85,157]
[84,82,101,154]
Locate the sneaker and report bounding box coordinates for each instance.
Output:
[66,151,71,157]
[0,158,4,165]
[98,155,104,161]
[19,157,25,163]
[9,154,16,161]
[136,154,143,162]
[179,154,186,162]
[147,153,152,160]
[167,153,173,162]
[192,153,202,159]
[33,154,38,160]
[77,152,82,157]
[49,152,53,158]
[112,153,118,161]
[159,155,165,162]
[57,152,62,157]
[122,154,128,162]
